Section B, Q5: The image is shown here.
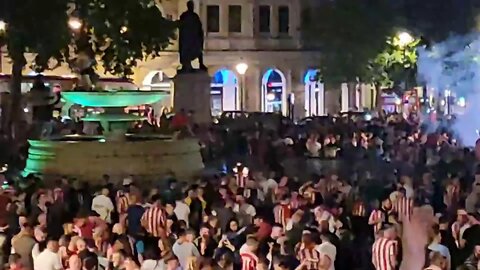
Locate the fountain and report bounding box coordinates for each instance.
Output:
[23,89,204,182]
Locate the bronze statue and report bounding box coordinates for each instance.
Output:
[178,0,207,73]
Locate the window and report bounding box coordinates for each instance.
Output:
[206,5,220,33]
[258,5,271,33]
[228,5,242,33]
[278,6,289,34]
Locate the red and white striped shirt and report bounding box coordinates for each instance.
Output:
[290,192,300,210]
[352,201,366,217]
[297,247,321,270]
[368,209,385,234]
[236,173,246,188]
[274,203,292,228]
[393,197,413,222]
[240,251,258,270]
[140,206,166,238]
[372,237,397,270]
[116,191,131,214]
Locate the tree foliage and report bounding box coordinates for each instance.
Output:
[0,0,176,76]
[0,0,176,137]
[0,0,71,68]
[71,0,176,76]
[302,0,398,84]
[366,35,420,89]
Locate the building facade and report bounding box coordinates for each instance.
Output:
[0,0,375,118]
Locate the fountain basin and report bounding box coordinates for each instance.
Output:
[82,114,146,122]
[62,90,167,107]
[23,135,204,182]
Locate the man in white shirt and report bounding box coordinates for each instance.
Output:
[174,198,190,227]
[91,188,114,223]
[316,233,336,270]
[33,238,62,270]
[233,195,256,226]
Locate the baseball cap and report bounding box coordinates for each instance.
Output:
[122,177,133,186]
[428,243,449,258]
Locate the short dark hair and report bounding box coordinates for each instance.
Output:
[46,236,59,243]
[83,256,99,270]
[177,228,187,237]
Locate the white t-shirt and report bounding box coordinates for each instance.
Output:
[306,140,322,157]
[33,249,62,270]
[261,179,278,195]
[31,243,41,260]
[92,194,114,223]
[404,184,414,199]
[316,241,336,270]
[141,259,165,270]
[174,201,190,226]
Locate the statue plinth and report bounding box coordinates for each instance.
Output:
[173,72,211,124]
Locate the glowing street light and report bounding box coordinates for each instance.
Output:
[235,62,248,111]
[235,63,248,75]
[397,31,414,48]
[0,20,6,32]
[68,17,82,30]
[120,26,128,34]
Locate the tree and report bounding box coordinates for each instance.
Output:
[302,0,399,86]
[0,0,72,137]
[364,34,420,109]
[0,0,176,138]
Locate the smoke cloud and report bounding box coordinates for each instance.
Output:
[417,34,480,146]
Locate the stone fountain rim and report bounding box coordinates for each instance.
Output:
[62,90,169,93]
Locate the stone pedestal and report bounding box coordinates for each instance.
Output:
[173,72,211,124]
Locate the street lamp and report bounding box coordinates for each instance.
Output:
[397,31,414,48]
[236,62,248,111]
[120,26,128,34]
[0,20,6,32]
[397,31,414,92]
[68,17,82,30]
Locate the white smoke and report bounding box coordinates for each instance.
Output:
[417,34,480,146]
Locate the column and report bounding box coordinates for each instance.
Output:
[341,83,348,112]
[317,83,325,116]
[290,68,306,119]
[244,66,261,111]
[356,83,362,111]
[325,83,341,114]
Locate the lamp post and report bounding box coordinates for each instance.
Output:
[236,63,248,111]
[397,32,414,48]
[397,31,414,92]
[68,17,82,31]
[0,20,5,73]
[0,20,6,32]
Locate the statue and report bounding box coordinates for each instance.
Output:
[178,1,207,73]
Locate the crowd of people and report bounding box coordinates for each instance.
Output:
[0,112,480,270]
